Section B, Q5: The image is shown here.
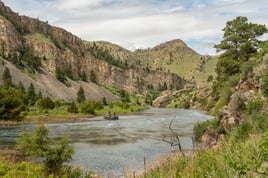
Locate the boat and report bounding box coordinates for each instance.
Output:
[103,113,119,120]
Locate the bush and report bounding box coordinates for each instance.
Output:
[193,118,221,141]
[0,87,25,121]
[245,97,263,115]
[79,101,96,114]
[36,97,55,110]
[67,102,78,113]
[16,125,73,175]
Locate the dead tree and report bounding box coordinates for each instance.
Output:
[162,116,185,157]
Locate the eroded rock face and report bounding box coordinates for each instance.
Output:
[0,1,186,97]
[0,16,22,54]
[152,90,173,108]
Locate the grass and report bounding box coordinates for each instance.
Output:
[142,131,268,178]
[24,33,55,46]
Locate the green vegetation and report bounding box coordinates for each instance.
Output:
[2,67,12,88]
[76,86,86,103]
[0,125,96,177]
[0,87,25,121]
[145,16,268,178]
[88,42,128,69]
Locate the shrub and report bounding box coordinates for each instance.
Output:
[16,125,73,175]
[79,101,96,114]
[36,97,55,110]
[0,87,25,121]
[67,102,78,113]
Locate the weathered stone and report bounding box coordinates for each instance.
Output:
[152,90,173,108]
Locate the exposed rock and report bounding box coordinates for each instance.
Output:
[0,1,186,98]
[200,126,219,148]
[0,60,120,101]
[152,90,173,108]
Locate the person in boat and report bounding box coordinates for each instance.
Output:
[113,112,119,120]
[105,111,112,119]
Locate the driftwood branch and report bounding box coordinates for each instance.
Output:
[162,116,185,157]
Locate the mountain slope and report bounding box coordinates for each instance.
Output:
[0,1,217,102]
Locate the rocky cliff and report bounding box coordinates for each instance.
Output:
[0,1,187,100]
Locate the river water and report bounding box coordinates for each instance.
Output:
[0,108,213,176]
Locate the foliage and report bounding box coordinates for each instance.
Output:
[36,97,55,110]
[145,132,268,177]
[193,118,222,141]
[262,68,268,96]
[80,70,87,81]
[8,45,42,73]
[0,87,25,121]
[16,125,74,175]
[67,102,78,113]
[215,16,267,61]
[76,86,86,103]
[88,42,128,69]
[245,96,264,115]
[27,83,37,105]
[89,69,97,83]
[215,57,242,79]
[2,67,12,88]
[78,100,102,114]
[55,67,66,84]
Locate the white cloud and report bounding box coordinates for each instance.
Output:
[1,0,268,55]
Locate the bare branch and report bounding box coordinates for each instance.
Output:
[162,116,185,157]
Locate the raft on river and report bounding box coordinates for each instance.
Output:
[103,112,119,120]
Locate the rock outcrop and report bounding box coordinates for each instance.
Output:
[0,2,186,100]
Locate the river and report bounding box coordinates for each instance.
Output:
[0,108,213,177]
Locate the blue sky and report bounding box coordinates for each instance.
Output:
[1,0,268,54]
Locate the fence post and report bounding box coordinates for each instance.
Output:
[144,156,147,177]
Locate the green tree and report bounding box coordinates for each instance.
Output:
[2,67,12,88]
[0,87,25,120]
[214,16,267,79]
[55,67,66,84]
[17,81,25,93]
[215,16,267,61]
[16,125,73,175]
[76,86,85,103]
[36,97,55,110]
[27,83,36,105]
[89,69,97,83]
[102,97,108,106]
[80,71,87,81]
[262,69,268,96]
[67,102,78,113]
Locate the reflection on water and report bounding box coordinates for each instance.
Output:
[0,108,213,176]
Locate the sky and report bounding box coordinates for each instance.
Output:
[1,0,268,55]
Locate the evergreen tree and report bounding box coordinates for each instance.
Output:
[0,87,25,120]
[2,67,12,88]
[67,102,78,113]
[17,81,25,93]
[262,69,268,96]
[90,70,97,83]
[214,16,268,78]
[27,83,36,105]
[76,86,86,103]
[102,97,108,106]
[81,71,87,81]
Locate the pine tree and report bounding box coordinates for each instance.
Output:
[76,86,85,103]
[27,83,36,105]
[17,81,25,93]
[90,70,97,83]
[2,67,12,88]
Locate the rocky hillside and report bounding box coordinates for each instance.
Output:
[90,39,218,84]
[0,1,187,101]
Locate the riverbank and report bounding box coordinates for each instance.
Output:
[125,149,195,178]
[0,113,95,126]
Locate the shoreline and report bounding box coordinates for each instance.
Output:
[0,113,95,126]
